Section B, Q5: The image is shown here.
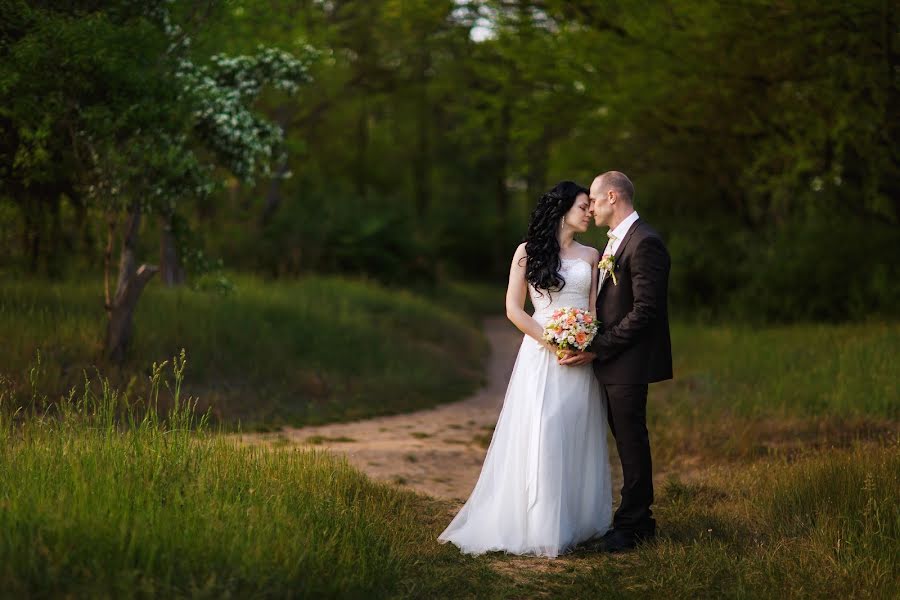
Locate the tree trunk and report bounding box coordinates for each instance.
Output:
[525,134,549,208]
[70,189,94,258]
[412,47,431,219]
[46,191,62,278]
[494,99,512,218]
[22,199,41,274]
[354,98,369,196]
[159,212,184,286]
[491,98,513,271]
[104,200,158,363]
[261,104,294,225]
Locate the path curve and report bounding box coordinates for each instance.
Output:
[240,317,523,500]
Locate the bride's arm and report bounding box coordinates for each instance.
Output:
[505,243,551,347]
[588,247,600,315]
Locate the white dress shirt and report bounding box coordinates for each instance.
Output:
[604,210,640,257]
[599,210,639,289]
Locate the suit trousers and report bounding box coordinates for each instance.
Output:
[604,383,655,535]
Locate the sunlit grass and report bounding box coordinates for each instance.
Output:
[0,273,487,427]
[667,321,898,418]
[0,336,897,597]
[511,440,900,599]
[1,274,898,597]
[0,355,500,598]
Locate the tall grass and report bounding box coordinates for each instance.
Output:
[517,440,900,599]
[3,357,895,598]
[667,321,898,418]
[0,353,501,598]
[1,336,897,597]
[0,274,487,427]
[639,321,900,464]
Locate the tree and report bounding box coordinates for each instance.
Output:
[0,0,316,361]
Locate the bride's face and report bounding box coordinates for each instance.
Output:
[563,193,592,233]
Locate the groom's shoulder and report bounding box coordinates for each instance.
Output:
[635,220,665,244]
[632,221,670,259]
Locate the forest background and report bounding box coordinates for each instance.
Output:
[3,0,897,324]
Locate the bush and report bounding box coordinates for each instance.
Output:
[664,214,900,323]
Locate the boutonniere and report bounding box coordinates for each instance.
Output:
[598,254,618,285]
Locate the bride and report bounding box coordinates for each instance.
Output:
[438,181,612,558]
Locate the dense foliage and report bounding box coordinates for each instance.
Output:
[1,0,897,321]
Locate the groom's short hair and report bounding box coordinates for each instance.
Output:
[596,171,635,203]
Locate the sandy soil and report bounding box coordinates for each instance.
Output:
[238,317,539,500]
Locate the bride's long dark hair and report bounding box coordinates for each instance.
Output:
[523,180,589,296]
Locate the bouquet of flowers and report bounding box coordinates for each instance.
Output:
[541,307,599,358]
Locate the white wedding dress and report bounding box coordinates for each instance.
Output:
[438,258,612,558]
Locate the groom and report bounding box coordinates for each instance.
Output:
[560,171,673,552]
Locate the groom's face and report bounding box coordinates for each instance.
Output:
[589,183,614,227]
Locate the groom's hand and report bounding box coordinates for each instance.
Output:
[558,350,596,366]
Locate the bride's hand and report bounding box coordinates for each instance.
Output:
[558,349,596,366]
[554,347,574,359]
[541,341,561,355]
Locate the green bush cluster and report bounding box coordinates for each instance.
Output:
[666,216,900,322]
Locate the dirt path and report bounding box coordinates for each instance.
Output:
[239,317,533,500]
[240,316,630,504]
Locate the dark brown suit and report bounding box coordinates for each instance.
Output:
[592,219,673,384]
[590,218,673,537]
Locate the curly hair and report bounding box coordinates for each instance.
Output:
[523,180,590,297]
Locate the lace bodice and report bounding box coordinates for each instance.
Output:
[529,258,593,325]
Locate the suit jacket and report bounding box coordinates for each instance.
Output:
[591,219,673,384]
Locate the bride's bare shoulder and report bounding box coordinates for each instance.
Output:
[510,242,528,267]
[573,241,600,262]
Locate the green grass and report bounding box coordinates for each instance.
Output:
[305,434,356,445]
[667,321,899,418]
[0,359,499,597]
[416,279,508,317]
[0,357,896,598]
[643,321,899,465]
[0,273,487,428]
[2,274,898,597]
[508,441,900,599]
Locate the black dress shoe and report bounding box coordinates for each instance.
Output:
[577,529,614,551]
[601,529,637,553]
[602,528,656,553]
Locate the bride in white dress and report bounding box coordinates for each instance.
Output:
[438,181,612,558]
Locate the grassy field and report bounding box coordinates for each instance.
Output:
[648,321,898,468]
[0,274,488,428]
[668,320,898,418]
[488,440,899,598]
[1,275,897,598]
[0,357,896,598]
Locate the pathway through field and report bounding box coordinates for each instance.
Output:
[241,317,626,501]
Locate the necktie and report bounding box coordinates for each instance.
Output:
[604,231,617,256]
